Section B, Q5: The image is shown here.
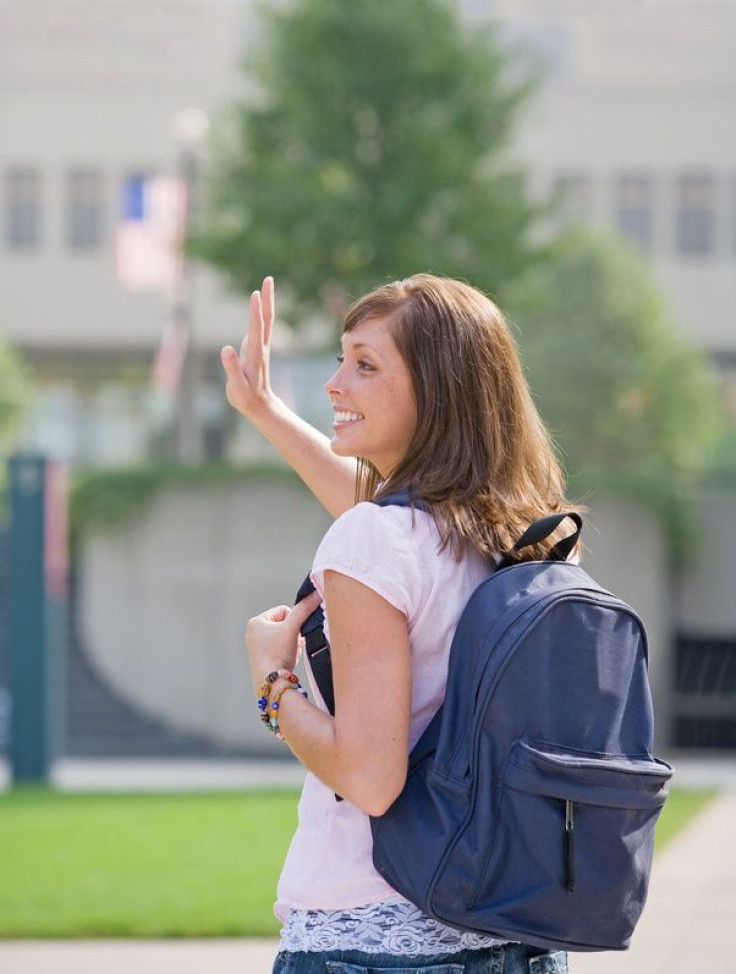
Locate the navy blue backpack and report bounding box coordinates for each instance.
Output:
[296,493,673,953]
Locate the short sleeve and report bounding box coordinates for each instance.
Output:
[310,502,430,621]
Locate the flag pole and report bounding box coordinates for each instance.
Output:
[172,109,209,465]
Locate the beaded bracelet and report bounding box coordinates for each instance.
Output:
[257,669,293,726]
[268,681,307,741]
[257,669,306,741]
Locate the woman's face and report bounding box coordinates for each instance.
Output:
[325,315,417,478]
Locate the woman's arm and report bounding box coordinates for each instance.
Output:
[247,570,412,816]
[220,277,357,519]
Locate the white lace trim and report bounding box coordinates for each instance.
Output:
[278,895,512,955]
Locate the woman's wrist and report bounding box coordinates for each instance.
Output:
[255,669,307,742]
[254,668,293,702]
[256,669,307,740]
[247,390,285,430]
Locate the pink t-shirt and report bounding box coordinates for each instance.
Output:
[274,501,496,921]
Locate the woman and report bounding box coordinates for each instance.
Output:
[220,274,576,974]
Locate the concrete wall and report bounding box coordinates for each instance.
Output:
[574,497,671,752]
[79,478,331,755]
[80,482,675,752]
[674,487,736,637]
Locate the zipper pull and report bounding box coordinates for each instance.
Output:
[565,799,575,894]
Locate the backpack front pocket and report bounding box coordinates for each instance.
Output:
[466,739,672,949]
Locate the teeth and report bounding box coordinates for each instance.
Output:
[335,411,363,423]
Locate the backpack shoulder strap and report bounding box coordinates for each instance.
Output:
[295,489,419,714]
[294,490,417,800]
[294,573,334,712]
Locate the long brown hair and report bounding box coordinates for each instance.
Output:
[344,274,584,563]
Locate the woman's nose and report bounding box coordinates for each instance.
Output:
[324,366,343,396]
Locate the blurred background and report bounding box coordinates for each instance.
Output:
[0,0,735,789]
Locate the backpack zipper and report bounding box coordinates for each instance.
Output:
[565,799,575,894]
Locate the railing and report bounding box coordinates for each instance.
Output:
[673,633,736,748]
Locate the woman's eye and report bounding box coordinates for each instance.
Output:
[336,353,373,371]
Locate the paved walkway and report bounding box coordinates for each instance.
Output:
[1,755,735,973]
[2,752,735,793]
[0,757,308,792]
[571,787,736,973]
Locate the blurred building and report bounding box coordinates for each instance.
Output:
[1,0,735,466]
[477,0,736,390]
[0,0,264,466]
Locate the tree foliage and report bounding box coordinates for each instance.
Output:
[0,337,31,450]
[506,228,726,560]
[192,0,547,322]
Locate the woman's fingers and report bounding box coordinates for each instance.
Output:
[241,289,263,362]
[261,276,274,346]
[245,593,321,671]
[264,604,292,624]
[220,346,239,410]
[289,590,322,631]
[222,278,276,416]
[242,279,274,360]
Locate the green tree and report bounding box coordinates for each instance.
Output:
[0,335,33,516]
[506,227,726,560]
[0,337,31,450]
[192,0,547,321]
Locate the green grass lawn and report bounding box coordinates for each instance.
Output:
[0,785,715,939]
[653,787,714,851]
[0,788,299,938]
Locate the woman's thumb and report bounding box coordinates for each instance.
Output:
[221,347,246,407]
[220,345,239,375]
[290,590,322,631]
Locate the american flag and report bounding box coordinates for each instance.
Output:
[116,174,186,292]
[116,174,190,392]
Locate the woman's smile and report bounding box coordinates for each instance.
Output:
[332,410,365,429]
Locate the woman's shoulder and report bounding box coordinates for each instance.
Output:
[311,502,436,615]
[327,500,435,546]
[313,501,437,578]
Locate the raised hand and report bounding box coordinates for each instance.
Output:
[220,276,276,421]
[218,274,357,518]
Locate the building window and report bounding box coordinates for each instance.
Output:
[66,169,104,250]
[676,174,715,256]
[4,167,41,249]
[614,174,652,250]
[552,173,591,224]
